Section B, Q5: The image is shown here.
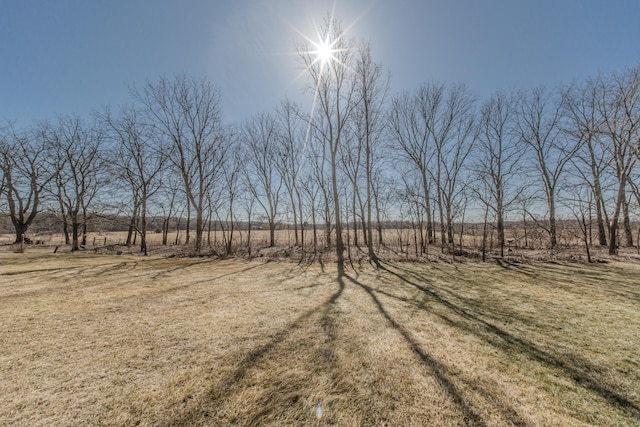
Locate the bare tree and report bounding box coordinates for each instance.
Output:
[598,67,640,254]
[563,183,595,263]
[306,120,334,251]
[133,75,227,252]
[517,87,580,250]
[300,169,321,256]
[215,142,242,256]
[563,77,610,246]
[297,15,356,266]
[429,83,475,250]
[275,100,305,249]
[351,41,389,261]
[241,113,283,247]
[101,105,166,255]
[155,170,182,246]
[340,117,364,251]
[48,116,104,251]
[0,123,56,243]
[388,88,435,245]
[399,169,429,256]
[473,91,523,257]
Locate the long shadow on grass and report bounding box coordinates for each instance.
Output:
[91,261,139,276]
[151,258,221,280]
[380,261,640,421]
[241,266,346,426]
[164,267,345,426]
[339,268,487,427]
[363,284,534,426]
[508,260,640,302]
[0,265,87,276]
[144,262,269,299]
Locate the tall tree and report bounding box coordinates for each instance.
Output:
[0,123,56,243]
[352,41,389,261]
[517,87,579,250]
[101,105,166,255]
[563,77,610,246]
[133,75,227,252]
[473,91,523,257]
[215,142,242,256]
[297,15,356,266]
[388,88,436,245]
[429,83,475,250]
[49,116,104,251]
[241,112,282,247]
[275,100,305,249]
[598,67,640,254]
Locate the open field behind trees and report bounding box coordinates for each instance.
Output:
[3,227,640,265]
[1,248,639,426]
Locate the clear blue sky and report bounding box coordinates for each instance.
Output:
[1,0,639,126]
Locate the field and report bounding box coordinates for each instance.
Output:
[1,248,639,426]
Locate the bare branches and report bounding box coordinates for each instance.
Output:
[131,75,227,252]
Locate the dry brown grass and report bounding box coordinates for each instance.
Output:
[1,247,639,426]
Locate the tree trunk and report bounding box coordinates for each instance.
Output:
[185,202,191,245]
[195,207,203,252]
[608,180,627,255]
[12,221,28,244]
[269,220,276,247]
[82,219,88,247]
[352,188,359,248]
[126,203,138,247]
[594,189,607,246]
[140,197,148,256]
[297,190,305,260]
[311,203,318,255]
[496,184,504,258]
[71,220,80,251]
[549,196,557,250]
[420,170,434,244]
[63,220,70,245]
[374,189,384,248]
[622,192,633,247]
[289,189,299,247]
[587,140,608,246]
[329,137,344,265]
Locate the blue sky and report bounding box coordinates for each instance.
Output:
[1,0,639,126]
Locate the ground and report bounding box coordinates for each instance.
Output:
[1,247,639,426]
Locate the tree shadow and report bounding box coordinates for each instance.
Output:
[337,267,488,427]
[493,258,541,279]
[150,258,222,280]
[165,267,345,426]
[378,261,640,422]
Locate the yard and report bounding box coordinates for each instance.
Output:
[1,248,639,426]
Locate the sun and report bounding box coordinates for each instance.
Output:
[312,39,336,65]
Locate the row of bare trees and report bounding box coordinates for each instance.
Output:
[1,18,639,262]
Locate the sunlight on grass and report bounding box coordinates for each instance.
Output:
[1,248,638,425]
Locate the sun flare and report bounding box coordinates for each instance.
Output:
[313,39,336,65]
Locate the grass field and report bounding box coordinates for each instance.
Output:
[1,248,639,426]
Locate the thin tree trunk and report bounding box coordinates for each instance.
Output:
[608,180,627,255]
[331,148,344,265]
[71,219,80,251]
[421,170,434,244]
[126,203,138,247]
[497,185,504,258]
[140,197,148,255]
[622,192,633,247]
[185,202,191,245]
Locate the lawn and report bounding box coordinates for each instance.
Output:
[1,249,639,426]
